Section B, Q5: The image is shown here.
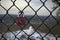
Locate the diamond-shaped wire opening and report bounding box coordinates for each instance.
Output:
[30,15,42,27]
[36,24,49,37]
[15,0,28,10]
[9,6,19,15]
[9,23,20,32]
[1,0,13,10]
[44,15,57,28]
[3,32,15,40]
[0,23,8,32]
[51,25,60,36]
[52,7,60,19]
[45,0,58,11]
[37,6,50,20]
[30,0,43,11]
[23,6,35,16]
[2,14,14,26]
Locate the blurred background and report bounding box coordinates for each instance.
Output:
[0,0,60,36]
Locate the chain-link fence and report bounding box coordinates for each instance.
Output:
[0,0,60,40]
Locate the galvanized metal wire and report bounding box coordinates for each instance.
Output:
[0,0,60,40]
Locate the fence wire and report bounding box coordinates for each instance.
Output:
[0,0,60,40]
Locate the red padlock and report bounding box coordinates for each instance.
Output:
[16,13,27,26]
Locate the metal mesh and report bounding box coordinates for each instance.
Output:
[0,0,60,40]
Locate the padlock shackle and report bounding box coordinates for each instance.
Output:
[18,11,24,17]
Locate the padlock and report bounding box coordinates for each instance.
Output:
[16,11,27,26]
